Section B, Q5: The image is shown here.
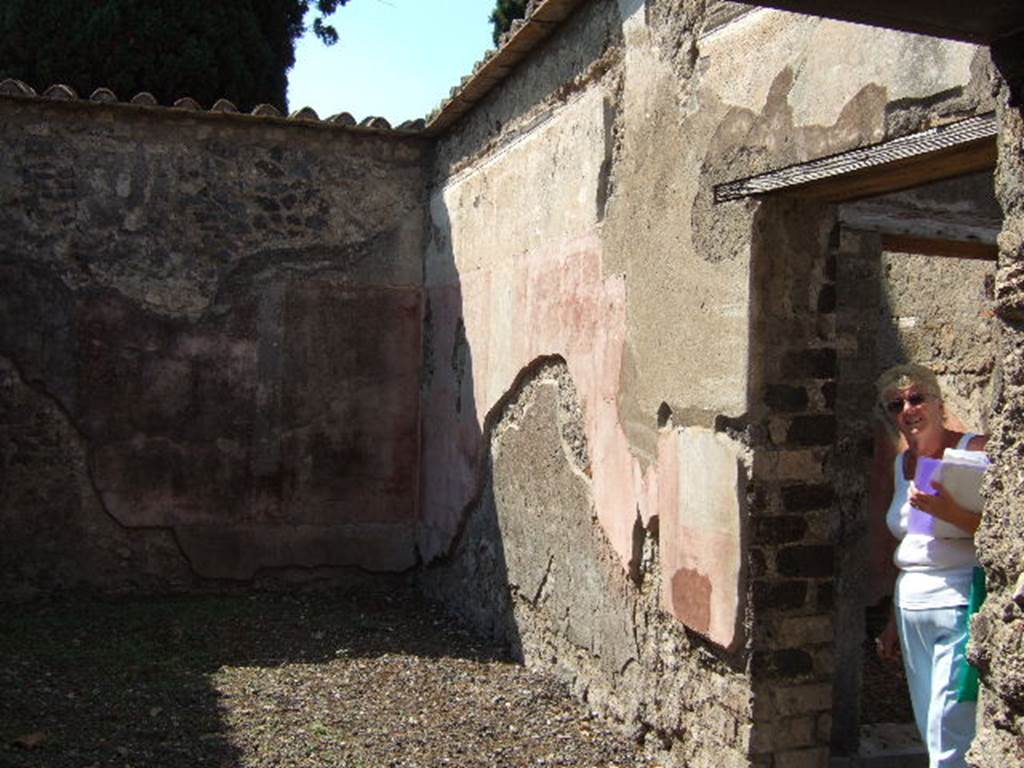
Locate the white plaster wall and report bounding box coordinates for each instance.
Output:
[698,10,977,130]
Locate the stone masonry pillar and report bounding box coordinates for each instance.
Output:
[747,198,839,768]
[969,31,1024,768]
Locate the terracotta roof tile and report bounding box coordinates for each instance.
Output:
[43,84,77,100]
[289,106,321,121]
[130,92,158,106]
[250,103,281,117]
[0,82,424,135]
[0,78,35,97]
[326,112,357,126]
[172,96,202,110]
[210,98,238,113]
[360,116,392,130]
[89,87,118,103]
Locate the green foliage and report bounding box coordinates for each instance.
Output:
[0,0,350,113]
[489,0,528,46]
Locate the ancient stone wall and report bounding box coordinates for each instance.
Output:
[971,33,1024,767]
[423,360,754,768]
[1,2,1017,766]
[0,96,429,596]
[420,2,992,766]
[744,198,840,766]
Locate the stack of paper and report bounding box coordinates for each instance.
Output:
[936,448,990,512]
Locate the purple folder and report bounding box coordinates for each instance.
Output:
[908,457,942,534]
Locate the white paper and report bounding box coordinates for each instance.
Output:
[935,448,989,513]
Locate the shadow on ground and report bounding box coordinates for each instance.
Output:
[0,585,651,768]
[0,585,494,767]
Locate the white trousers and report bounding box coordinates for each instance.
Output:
[896,604,977,768]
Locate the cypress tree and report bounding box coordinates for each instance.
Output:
[489,0,528,45]
[0,0,349,113]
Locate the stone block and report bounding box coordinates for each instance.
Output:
[782,348,837,380]
[749,722,776,754]
[776,715,817,751]
[765,384,809,412]
[786,415,837,447]
[752,648,814,678]
[777,546,835,578]
[773,683,833,716]
[752,688,777,720]
[775,615,834,646]
[752,516,808,545]
[777,449,828,482]
[775,746,830,768]
[801,509,833,543]
[781,484,834,512]
[751,714,818,754]
[769,417,791,445]
[753,580,808,612]
[817,284,836,313]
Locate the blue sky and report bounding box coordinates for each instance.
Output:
[287,0,497,124]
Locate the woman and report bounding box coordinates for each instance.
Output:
[873,363,987,768]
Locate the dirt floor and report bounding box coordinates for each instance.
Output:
[0,586,658,768]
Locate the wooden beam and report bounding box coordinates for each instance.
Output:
[740,1,1024,44]
[714,114,997,204]
[880,234,998,261]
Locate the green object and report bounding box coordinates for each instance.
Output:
[957,566,987,702]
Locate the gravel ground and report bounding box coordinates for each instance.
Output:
[1,587,658,768]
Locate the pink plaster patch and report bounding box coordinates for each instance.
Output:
[670,568,713,636]
[662,526,742,649]
[421,235,643,569]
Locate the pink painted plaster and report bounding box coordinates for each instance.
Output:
[421,235,745,648]
[422,235,646,570]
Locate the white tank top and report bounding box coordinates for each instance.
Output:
[885,433,979,609]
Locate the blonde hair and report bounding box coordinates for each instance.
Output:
[875,363,943,418]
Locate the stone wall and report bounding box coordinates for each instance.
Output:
[1,2,1017,767]
[423,360,754,768]
[420,1,992,766]
[971,32,1024,768]
[745,198,840,766]
[0,96,429,595]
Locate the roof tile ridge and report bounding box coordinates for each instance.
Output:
[0,80,426,134]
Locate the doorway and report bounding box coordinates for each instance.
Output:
[830,170,1000,760]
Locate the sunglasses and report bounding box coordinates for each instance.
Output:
[885,393,929,414]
